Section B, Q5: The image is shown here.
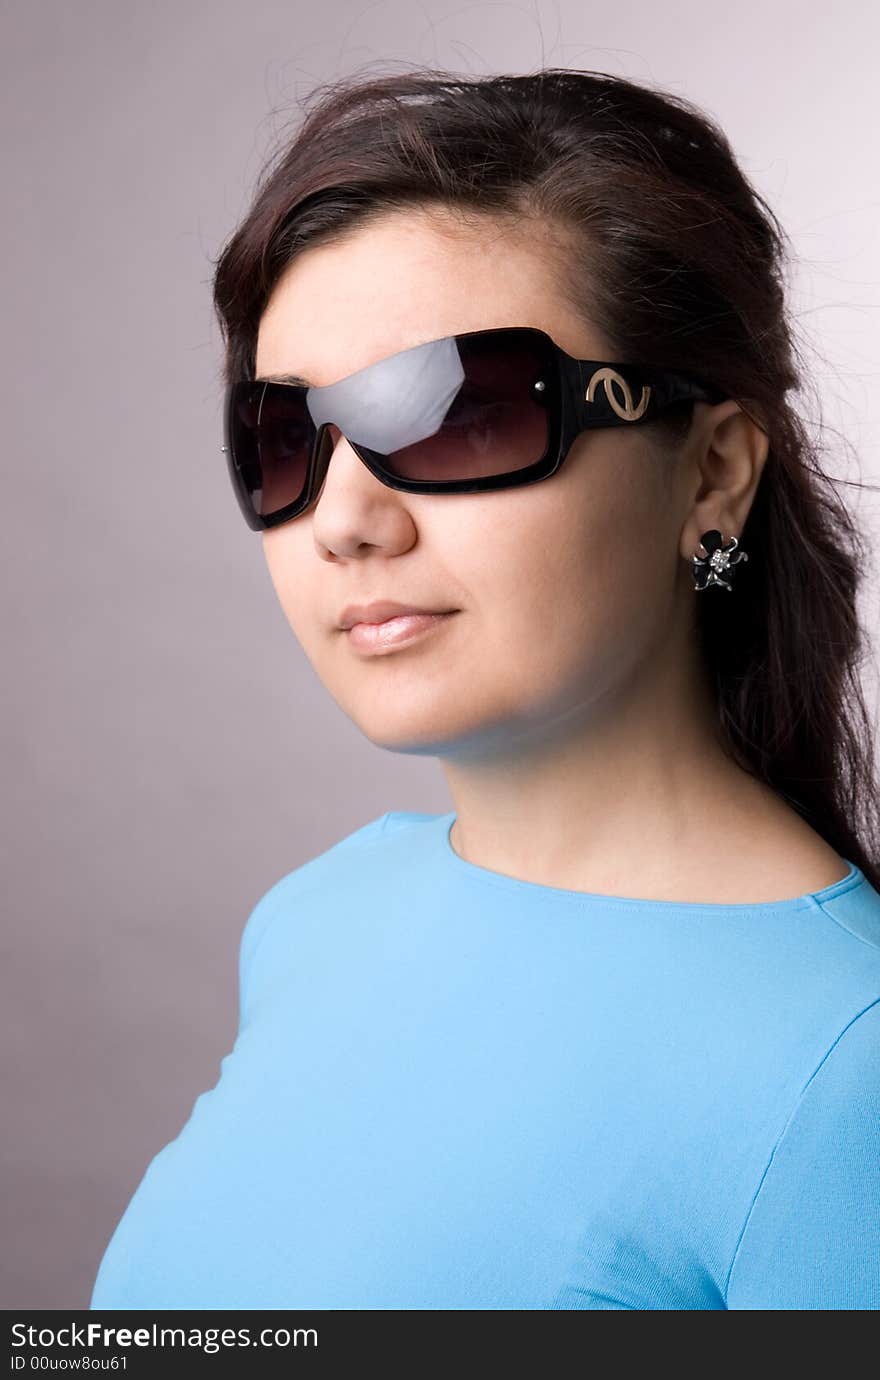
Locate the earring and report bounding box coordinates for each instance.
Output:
[692,528,749,591]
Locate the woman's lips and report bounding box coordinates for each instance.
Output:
[345,611,457,653]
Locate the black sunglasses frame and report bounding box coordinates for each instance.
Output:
[221,325,727,532]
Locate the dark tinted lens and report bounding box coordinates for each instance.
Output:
[228,383,315,519]
[382,332,552,481]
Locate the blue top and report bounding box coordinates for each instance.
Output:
[90,810,880,1310]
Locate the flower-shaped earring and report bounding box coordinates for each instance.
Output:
[692,528,749,592]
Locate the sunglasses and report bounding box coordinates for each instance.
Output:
[221,325,725,531]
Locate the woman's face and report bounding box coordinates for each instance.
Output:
[255,207,696,760]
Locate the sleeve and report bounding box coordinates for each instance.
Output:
[725,997,880,1310]
[236,889,280,1029]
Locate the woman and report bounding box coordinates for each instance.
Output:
[90,67,880,1310]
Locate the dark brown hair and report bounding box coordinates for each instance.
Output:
[211,65,880,888]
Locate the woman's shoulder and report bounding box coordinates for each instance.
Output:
[236,811,439,990]
[258,809,433,897]
[696,771,869,906]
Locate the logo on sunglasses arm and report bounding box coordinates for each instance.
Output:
[585,368,651,421]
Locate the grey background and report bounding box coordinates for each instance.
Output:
[3,0,878,1310]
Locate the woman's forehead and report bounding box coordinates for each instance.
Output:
[254,209,587,381]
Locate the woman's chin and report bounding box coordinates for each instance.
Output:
[353,715,473,757]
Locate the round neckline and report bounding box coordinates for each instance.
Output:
[436,811,864,913]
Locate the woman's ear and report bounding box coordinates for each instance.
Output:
[678,400,770,563]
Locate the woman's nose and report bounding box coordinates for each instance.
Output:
[311,422,375,503]
[309,423,416,557]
